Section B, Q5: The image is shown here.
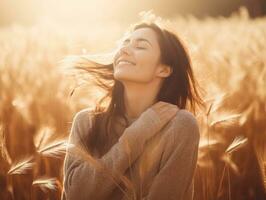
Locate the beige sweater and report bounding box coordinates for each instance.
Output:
[61,107,200,200]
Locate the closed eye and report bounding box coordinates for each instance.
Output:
[136,46,146,49]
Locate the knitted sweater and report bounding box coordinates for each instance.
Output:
[61,106,200,200]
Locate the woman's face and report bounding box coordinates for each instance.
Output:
[113,27,168,84]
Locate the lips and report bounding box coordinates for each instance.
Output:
[116,58,136,66]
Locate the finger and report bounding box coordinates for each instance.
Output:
[152,101,176,110]
[151,101,166,109]
[159,107,178,116]
[159,108,178,121]
[153,104,178,114]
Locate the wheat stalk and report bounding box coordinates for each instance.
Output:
[221,154,240,175]
[225,136,248,154]
[37,138,68,158]
[8,156,34,175]
[34,126,54,149]
[217,136,248,198]
[32,177,60,193]
[210,113,242,128]
[205,93,227,115]
[0,124,12,165]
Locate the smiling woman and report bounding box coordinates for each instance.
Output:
[61,18,206,200]
[113,28,170,87]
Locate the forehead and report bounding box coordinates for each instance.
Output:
[124,27,158,45]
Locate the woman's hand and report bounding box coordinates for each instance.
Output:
[127,101,180,140]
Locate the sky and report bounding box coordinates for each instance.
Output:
[0,0,251,27]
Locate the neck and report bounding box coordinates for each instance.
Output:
[123,80,161,119]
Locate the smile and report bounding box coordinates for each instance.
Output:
[117,60,136,65]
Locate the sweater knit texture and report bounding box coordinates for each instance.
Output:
[61,106,200,200]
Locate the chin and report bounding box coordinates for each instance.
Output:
[114,73,138,83]
[114,75,132,82]
[114,71,130,80]
[114,70,149,83]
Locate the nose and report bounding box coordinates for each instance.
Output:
[119,44,132,55]
[114,43,133,65]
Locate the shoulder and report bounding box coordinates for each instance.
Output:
[71,107,95,135]
[73,107,95,123]
[172,109,198,127]
[169,109,200,142]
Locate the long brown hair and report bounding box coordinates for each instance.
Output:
[66,21,206,156]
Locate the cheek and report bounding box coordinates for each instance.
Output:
[135,52,159,81]
[136,50,159,69]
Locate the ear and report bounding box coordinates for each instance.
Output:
[156,64,173,78]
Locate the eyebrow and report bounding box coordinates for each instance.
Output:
[123,37,153,47]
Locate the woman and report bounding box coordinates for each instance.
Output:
[61,21,205,200]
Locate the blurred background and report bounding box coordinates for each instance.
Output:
[0,0,266,26]
[0,0,266,199]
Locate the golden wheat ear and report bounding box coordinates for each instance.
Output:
[32,177,61,193]
[37,138,69,158]
[7,155,34,175]
[210,112,242,128]
[225,135,248,154]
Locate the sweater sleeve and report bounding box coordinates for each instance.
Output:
[61,108,161,200]
[141,110,200,200]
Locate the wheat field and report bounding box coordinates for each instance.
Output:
[0,8,266,200]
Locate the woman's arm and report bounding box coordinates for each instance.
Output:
[61,104,178,200]
[141,110,200,200]
[62,109,154,200]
